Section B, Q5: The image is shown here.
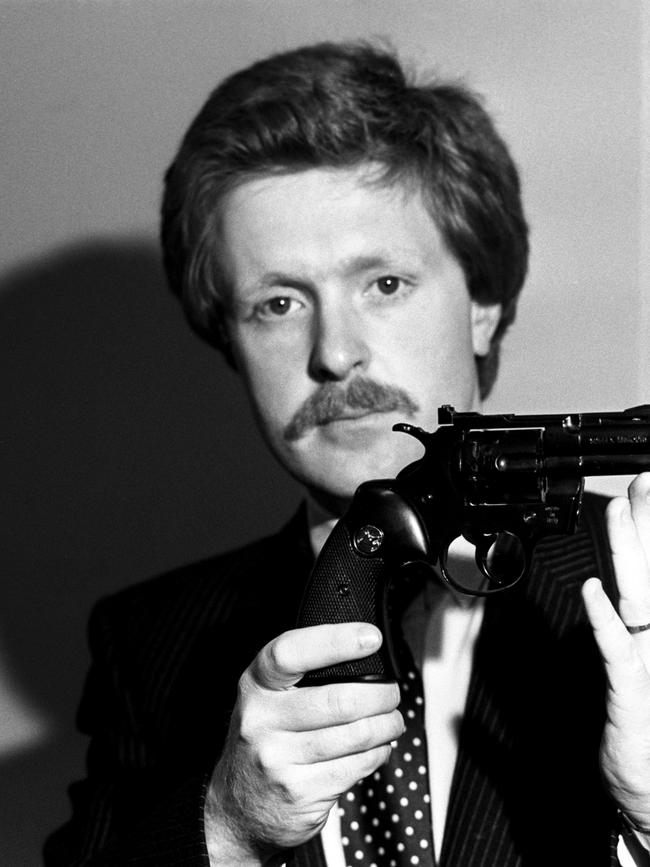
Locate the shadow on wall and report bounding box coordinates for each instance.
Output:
[0,237,301,865]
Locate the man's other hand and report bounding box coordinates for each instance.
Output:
[582,472,650,840]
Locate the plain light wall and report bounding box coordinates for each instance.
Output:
[1,2,648,864]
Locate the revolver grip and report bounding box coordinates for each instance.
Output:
[296,519,395,685]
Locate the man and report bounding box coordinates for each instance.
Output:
[45,40,650,866]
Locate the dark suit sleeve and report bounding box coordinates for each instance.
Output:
[43,598,212,867]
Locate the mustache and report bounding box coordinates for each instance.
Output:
[284,377,420,442]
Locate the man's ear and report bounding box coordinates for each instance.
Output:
[470,301,502,357]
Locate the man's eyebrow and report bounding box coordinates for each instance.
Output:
[339,251,422,275]
[247,250,424,291]
[251,270,308,290]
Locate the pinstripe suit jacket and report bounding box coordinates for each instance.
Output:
[44,495,623,867]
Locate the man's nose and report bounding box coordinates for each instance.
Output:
[308,306,370,382]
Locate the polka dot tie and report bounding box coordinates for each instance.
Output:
[338,647,435,867]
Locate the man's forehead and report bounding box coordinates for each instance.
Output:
[220,165,441,267]
[223,161,422,212]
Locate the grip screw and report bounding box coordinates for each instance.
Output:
[353,524,384,555]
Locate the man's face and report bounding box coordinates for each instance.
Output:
[220,165,499,510]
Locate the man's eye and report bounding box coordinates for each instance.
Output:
[260,296,297,317]
[375,276,402,295]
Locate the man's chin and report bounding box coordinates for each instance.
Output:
[303,483,354,521]
[289,460,368,516]
[293,456,403,517]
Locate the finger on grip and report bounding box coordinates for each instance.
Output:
[252,623,382,690]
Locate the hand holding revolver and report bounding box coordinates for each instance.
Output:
[203,622,404,865]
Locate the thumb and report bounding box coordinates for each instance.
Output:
[250,622,383,690]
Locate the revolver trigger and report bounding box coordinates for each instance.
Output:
[474,535,495,581]
[478,531,527,589]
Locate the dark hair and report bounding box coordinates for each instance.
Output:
[161,40,529,397]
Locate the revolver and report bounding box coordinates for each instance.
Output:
[296,404,650,684]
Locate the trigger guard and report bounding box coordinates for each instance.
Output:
[439,533,525,598]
